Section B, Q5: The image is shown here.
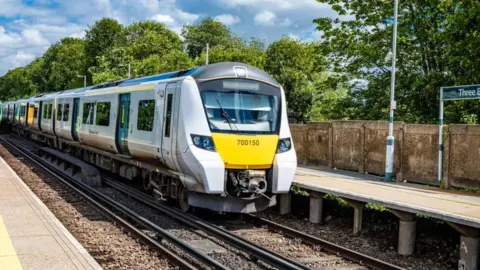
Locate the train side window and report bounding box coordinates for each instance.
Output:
[137,100,155,131]
[48,104,53,119]
[95,102,110,126]
[83,103,94,124]
[63,104,70,121]
[57,104,63,121]
[43,104,48,119]
[164,94,173,137]
[33,107,38,118]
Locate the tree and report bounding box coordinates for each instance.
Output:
[123,21,183,60]
[265,37,330,121]
[182,18,233,59]
[89,21,192,84]
[85,18,124,67]
[314,0,480,123]
[196,37,266,68]
[41,38,88,90]
[0,67,37,100]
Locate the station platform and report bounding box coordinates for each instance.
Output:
[0,157,101,270]
[279,166,480,269]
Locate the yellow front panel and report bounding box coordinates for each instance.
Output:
[211,133,278,169]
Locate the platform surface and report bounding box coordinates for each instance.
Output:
[294,166,480,228]
[0,156,101,270]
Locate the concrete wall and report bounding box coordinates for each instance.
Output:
[446,125,480,189]
[290,121,480,189]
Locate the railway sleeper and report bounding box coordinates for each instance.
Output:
[38,147,102,188]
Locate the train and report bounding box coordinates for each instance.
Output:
[1,62,297,213]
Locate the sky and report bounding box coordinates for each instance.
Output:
[0,0,337,76]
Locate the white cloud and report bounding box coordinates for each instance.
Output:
[0,51,36,74]
[22,29,49,46]
[218,0,328,11]
[0,0,202,75]
[214,14,241,25]
[152,14,176,25]
[254,10,276,26]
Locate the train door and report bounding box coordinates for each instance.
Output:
[71,98,80,140]
[161,83,177,170]
[116,93,131,155]
[27,103,34,127]
[38,101,43,131]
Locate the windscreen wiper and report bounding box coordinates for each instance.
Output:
[216,97,239,133]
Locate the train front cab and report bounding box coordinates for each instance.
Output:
[180,76,296,213]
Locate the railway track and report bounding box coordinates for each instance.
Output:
[0,136,216,270]
[2,135,404,270]
[1,135,305,269]
[104,177,404,270]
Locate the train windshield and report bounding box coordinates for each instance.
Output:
[198,79,281,134]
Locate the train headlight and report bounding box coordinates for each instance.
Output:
[191,134,216,151]
[277,138,292,153]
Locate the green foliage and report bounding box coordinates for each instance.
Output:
[89,21,192,84]
[0,67,37,100]
[182,18,232,59]
[47,38,88,90]
[123,21,183,60]
[265,37,332,121]
[314,0,480,123]
[196,37,266,68]
[85,18,124,68]
[290,185,309,196]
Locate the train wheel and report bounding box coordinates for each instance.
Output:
[178,185,190,213]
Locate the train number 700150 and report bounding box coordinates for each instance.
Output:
[237,139,260,146]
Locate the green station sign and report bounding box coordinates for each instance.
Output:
[443,84,480,100]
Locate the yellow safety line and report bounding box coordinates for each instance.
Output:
[0,215,23,270]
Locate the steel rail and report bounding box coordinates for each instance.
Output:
[247,215,405,270]
[0,137,228,270]
[102,177,309,270]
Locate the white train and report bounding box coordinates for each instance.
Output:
[3,62,297,213]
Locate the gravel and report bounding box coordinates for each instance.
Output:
[0,142,173,270]
[99,186,268,270]
[257,194,459,270]
[202,213,368,270]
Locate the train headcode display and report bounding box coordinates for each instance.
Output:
[443,84,480,100]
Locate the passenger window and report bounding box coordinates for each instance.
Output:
[43,104,47,119]
[63,104,70,121]
[137,100,155,131]
[164,94,173,137]
[33,107,38,118]
[95,102,110,126]
[57,104,63,121]
[83,103,94,124]
[48,104,53,119]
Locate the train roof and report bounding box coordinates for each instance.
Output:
[189,62,279,86]
[6,62,280,103]
[117,62,279,88]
